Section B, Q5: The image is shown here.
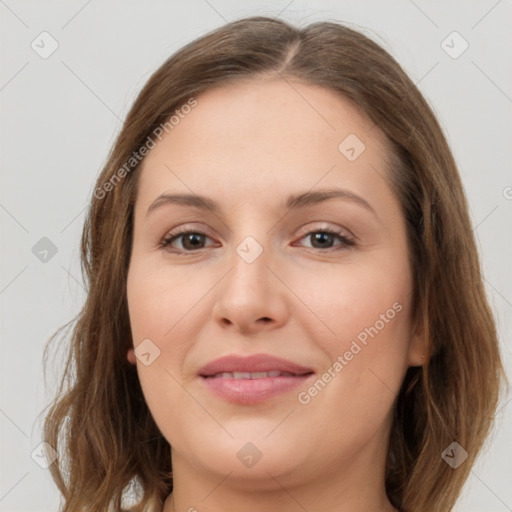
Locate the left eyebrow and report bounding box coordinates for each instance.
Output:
[285,188,376,216]
[145,187,377,218]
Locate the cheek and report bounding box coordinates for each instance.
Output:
[291,259,411,351]
[127,260,208,344]
[126,263,206,444]
[291,262,412,418]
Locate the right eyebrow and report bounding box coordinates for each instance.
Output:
[146,193,219,217]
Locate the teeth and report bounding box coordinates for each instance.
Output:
[233,372,251,379]
[212,371,295,379]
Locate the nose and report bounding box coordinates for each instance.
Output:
[211,242,290,336]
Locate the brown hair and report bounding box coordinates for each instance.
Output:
[42,15,507,512]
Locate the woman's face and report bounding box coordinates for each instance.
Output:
[127,78,424,489]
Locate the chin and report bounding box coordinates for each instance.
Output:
[175,431,310,485]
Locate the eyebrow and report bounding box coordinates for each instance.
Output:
[146,188,377,217]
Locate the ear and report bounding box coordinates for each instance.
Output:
[407,311,426,367]
[127,347,137,365]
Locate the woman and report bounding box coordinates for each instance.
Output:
[43,16,507,512]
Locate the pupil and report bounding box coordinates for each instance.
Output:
[184,233,203,249]
[312,232,333,248]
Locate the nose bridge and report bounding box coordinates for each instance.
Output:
[228,233,271,300]
[226,206,274,280]
[211,229,289,332]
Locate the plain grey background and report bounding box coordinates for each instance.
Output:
[1,1,511,510]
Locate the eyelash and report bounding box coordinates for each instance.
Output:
[158,226,356,254]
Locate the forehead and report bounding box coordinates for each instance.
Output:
[136,78,393,212]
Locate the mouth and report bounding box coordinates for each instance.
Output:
[203,370,310,379]
[198,354,315,404]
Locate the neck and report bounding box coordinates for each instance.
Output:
[163,491,399,512]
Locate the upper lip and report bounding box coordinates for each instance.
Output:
[198,354,315,377]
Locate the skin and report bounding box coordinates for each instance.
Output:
[126,77,425,512]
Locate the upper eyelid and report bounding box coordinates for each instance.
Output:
[162,224,355,248]
[296,223,352,237]
[162,222,353,239]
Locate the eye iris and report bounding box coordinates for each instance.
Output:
[311,232,334,249]
[182,233,204,250]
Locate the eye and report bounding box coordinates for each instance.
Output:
[159,229,217,253]
[159,226,355,254]
[295,228,355,252]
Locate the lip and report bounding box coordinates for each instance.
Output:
[198,353,314,377]
[198,353,315,405]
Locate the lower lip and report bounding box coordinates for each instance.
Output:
[201,374,314,404]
